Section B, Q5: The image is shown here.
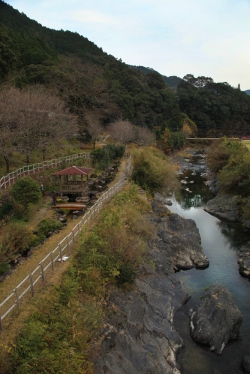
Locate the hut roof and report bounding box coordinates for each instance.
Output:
[52,165,93,176]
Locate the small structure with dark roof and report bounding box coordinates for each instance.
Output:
[52,165,93,197]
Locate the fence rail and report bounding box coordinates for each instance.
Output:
[0,178,126,331]
[0,152,91,192]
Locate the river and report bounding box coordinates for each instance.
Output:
[168,151,250,374]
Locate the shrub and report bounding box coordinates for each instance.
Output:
[0,223,37,260]
[131,147,179,193]
[0,201,14,220]
[207,138,245,173]
[37,218,63,238]
[116,263,137,285]
[10,176,42,211]
[0,262,11,276]
[91,144,125,170]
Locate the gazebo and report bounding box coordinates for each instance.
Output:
[52,165,93,197]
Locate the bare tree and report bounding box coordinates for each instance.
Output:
[0,86,77,168]
[109,119,135,145]
[87,120,103,149]
[133,126,155,146]
[0,87,23,172]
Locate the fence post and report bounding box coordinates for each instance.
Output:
[59,244,63,261]
[50,253,54,272]
[15,288,20,311]
[71,230,75,243]
[40,262,45,283]
[66,236,71,255]
[29,274,34,296]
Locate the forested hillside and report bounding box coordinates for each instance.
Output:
[0,0,250,137]
[129,65,182,89]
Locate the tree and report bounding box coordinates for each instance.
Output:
[0,86,22,172]
[10,176,42,211]
[109,119,134,145]
[16,85,77,163]
[0,85,77,168]
[133,126,155,146]
[87,121,103,149]
[181,115,198,137]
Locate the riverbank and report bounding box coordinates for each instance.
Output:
[168,148,250,374]
[93,193,210,373]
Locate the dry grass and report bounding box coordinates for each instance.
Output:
[0,157,129,346]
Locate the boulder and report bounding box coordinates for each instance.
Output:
[237,246,250,277]
[150,200,209,271]
[204,194,240,222]
[95,275,189,374]
[190,283,242,355]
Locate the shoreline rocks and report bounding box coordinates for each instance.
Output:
[190,283,242,355]
[94,197,209,373]
[204,194,240,222]
[151,199,209,271]
[237,245,250,277]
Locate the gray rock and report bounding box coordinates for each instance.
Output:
[150,200,209,271]
[237,246,250,277]
[190,283,242,355]
[204,194,240,222]
[242,356,250,372]
[96,275,189,373]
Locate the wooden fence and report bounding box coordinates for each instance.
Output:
[0,152,91,192]
[0,178,126,331]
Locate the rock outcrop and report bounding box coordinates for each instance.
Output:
[94,198,209,373]
[95,275,190,374]
[190,283,242,355]
[237,245,250,277]
[204,194,240,222]
[150,199,209,271]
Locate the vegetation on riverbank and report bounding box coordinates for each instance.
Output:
[0,184,153,374]
[207,138,250,219]
[0,145,180,373]
[131,147,180,194]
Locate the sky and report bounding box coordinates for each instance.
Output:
[5,0,250,91]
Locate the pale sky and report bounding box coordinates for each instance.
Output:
[5,0,250,90]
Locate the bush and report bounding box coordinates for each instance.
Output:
[131,147,179,193]
[0,223,37,260]
[91,144,125,170]
[37,218,63,238]
[0,262,11,276]
[0,201,14,220]
[10,177,42,211]
[116,263,137,285]
[207,138,245,173]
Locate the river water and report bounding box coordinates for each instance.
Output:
[168,151,250,374]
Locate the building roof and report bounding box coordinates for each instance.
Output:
[52,165,93,176]
[241,136,250,140]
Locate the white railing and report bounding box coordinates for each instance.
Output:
[0,152,91,192]
[0,178,126,331]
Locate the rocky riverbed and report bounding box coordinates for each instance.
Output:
[93,196,210,373]
[94,148,247,373]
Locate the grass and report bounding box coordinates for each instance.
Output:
[0,181,154,373]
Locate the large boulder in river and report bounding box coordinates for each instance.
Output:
[150,200,209,271]
[190,283,242,355]
[204,194,240,222]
